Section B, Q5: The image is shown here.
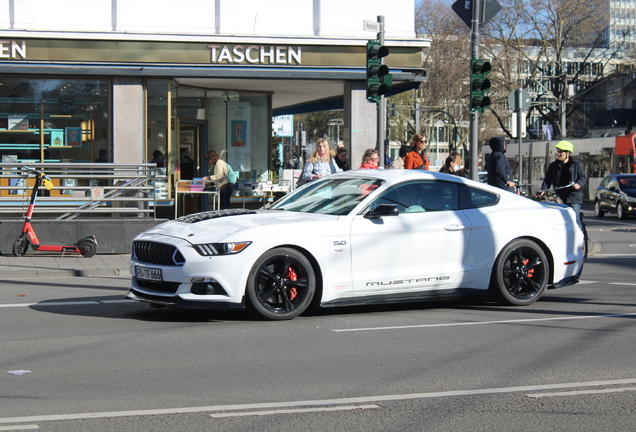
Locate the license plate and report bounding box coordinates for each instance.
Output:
[135,266,162,282]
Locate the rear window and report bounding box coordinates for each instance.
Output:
[459,185,499,209]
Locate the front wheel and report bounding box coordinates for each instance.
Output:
[12,237,28,257]
[78,240,97,258]
[617,202,627,220]
[490,239,549,306]
[246,247,316,320]
[594,201,605,218]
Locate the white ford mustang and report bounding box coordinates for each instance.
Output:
[127,170,586,320]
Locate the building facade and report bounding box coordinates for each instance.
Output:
[0,0,428,215]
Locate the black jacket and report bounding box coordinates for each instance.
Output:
[541,158,587,205]
[486,137,514,192]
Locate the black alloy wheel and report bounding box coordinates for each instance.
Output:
[490,239,549,306]
[246,247,316,320]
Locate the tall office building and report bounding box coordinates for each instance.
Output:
[607,0,636,50]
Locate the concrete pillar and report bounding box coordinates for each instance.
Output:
[112,77,144,164]
[344,81,377,169]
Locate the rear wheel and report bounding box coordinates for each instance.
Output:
[617,202,627,220]
[78,240,97,258]
[594,201,605,218]
[490,239,549,306]
[12,237,28,257]
[246,247,315,320]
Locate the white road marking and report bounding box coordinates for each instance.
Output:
[589,253,636,258]
[1,378,635,424]
[210,404,379,418]
[332,313,636,332]
[0,425,38,430]
[527,386,636,398]
[609,282,636,286]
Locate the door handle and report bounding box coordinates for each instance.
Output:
[444,224,466,231]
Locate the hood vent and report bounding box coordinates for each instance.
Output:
[175,209,257,224]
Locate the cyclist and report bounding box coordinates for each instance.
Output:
[540,140,587,231]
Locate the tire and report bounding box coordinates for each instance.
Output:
[594,201,604,218]
[617,202,627,220]
[490,239,549,306]
[78,240,97,258]
[12,237,28,257]
[245,247,316,320]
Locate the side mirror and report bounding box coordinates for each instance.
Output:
[365,204,399,219]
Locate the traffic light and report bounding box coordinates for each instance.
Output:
[470,58,492,113]
[366,40,392,102]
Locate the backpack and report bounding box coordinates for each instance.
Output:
[225,162,238,184]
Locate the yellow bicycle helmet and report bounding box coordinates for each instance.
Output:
[555,140,574,153]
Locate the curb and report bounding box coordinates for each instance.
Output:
[0,268,125,279]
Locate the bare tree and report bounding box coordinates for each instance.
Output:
[483,0,629,138]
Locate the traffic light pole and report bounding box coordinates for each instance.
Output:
[468,0,481,181]
[377,15,386,168]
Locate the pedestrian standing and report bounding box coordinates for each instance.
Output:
[485,137,515,192]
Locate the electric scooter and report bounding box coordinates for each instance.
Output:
[12,166,97,258]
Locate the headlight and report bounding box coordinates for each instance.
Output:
[193,242,251,256]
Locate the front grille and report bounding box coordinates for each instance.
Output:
[134,278,181,294]
[133,241,185,266]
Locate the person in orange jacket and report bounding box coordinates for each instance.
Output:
[404,133,430,170]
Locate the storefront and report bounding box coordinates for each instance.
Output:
[0,37,424,216]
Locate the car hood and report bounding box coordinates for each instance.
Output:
[137,209,337,244]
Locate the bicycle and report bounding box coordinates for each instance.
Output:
[533,182,588,260]
[513,179,533,197]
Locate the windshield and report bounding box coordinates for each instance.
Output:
[270,177,385,215]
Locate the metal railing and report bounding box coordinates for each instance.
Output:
[0,163,166,220]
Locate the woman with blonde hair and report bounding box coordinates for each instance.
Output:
[300,138,341,182]
[359,148,380,169]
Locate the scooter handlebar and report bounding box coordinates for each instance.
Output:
[22,166,53,189]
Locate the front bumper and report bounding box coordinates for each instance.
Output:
[126,288,245,310]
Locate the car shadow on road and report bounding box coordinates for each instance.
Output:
[27,295,257,322]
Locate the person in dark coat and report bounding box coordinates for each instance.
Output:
[486,137,515,192]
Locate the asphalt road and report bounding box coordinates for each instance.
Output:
[1,211,635,432]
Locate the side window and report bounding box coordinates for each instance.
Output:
[459,185,499,209]
[370,181,459,213]
[601,177,611,188]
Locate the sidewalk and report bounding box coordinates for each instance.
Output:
[0,253,131,279]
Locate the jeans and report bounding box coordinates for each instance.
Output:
[568,203,582,232]
[220,184,232,210]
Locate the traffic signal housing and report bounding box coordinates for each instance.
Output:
[470,58,492,113]
[366,40,392,102]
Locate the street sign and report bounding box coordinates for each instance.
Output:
[90,188,104,201]
[364,20,379,32]
[452,0,502,29]
[508,89,532,112]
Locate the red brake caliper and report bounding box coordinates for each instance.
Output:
[286,267,298,300]
[523,259,534,277]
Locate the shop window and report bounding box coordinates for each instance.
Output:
[0,77,109,163]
